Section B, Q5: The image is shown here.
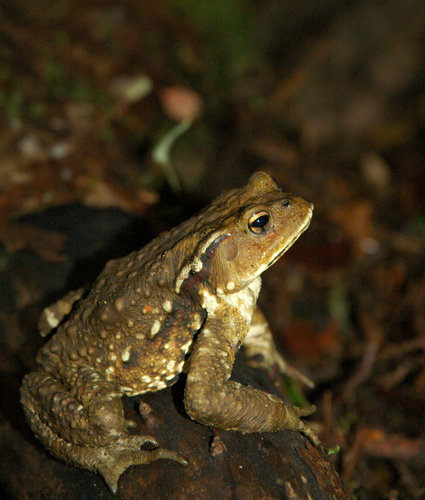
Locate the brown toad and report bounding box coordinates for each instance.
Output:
[21,171,317,493]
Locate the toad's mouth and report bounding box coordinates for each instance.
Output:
[266,206,313,269]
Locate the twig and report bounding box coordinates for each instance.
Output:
[321,390,334,447]
[379,337,425,360]
[342,313,383,401]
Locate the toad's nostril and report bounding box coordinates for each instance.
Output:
[282,199,291,208]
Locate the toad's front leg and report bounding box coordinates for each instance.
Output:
[20,366,187,494]
[184,303,318,444]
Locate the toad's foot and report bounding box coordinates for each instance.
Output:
[290,404,321,447]
[96,435,188,494]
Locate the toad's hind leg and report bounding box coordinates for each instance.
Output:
[243,307,314,388]
[20,367,187,494]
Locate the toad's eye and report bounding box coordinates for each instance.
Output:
[248,211,271,234]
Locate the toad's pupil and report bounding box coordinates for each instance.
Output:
[252,215,269,228]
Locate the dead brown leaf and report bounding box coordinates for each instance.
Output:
[0,222,67,262]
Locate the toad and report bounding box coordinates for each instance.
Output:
[21,171,317,493]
